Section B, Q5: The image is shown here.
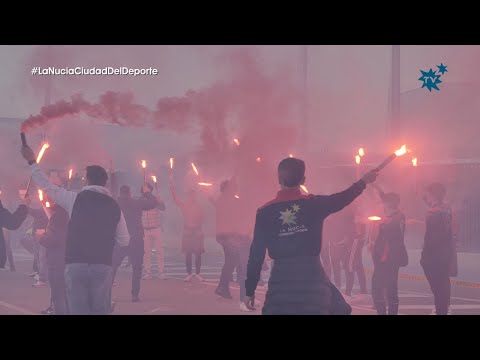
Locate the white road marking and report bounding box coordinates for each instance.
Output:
[0,300,36,315]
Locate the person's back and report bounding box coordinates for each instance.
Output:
[420,183,454,315]
[423,204,453,266]
[117,196,144,242]
[67,189,121,266]
[244,157,378,315]
[41,204,69,267]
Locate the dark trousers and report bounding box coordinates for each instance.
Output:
[218,242,240,293]
[345,239,367,296]
[48,266,68,314]
[422,262,451,315]
[111,241,144,298]
[186,252,202,275]
[5,234,15,271]
[371,262,399,315]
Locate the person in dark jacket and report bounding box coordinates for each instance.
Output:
[421,183,455,315]
[110,185,159,304]
[369,191,407,315]
[1,199,28,269]
[36,198,70,315]
[244,157,378,314]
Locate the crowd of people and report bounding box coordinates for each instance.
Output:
[0,145,458,315]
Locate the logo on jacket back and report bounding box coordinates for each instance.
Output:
[279,203,308,237]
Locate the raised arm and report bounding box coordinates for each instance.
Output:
[115,211,130,247]
[30,164,77,216]
[169,178,182,207]
[138,191,160,211]
[21,145,77,216]
[317,170,378,217]
[371,183,385,199]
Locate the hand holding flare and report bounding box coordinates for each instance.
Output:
[21,142,51,199]
[376,144,407,171]
[141,160,147,185]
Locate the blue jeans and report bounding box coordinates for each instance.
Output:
[65,263,111,315]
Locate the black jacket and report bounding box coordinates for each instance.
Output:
[245,181,366,297]
[117,192,159,242]
[373,211,408,267]
[28,207,49,234]
[421,204,454,267]
[38,205,69,269]
[0,201,28,268]
[66,190,122,266]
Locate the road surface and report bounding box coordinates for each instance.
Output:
[1,249,480,315]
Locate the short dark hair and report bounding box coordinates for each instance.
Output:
[382,192,400,209]
[426,182,446,202]
[278,158,305,187]
[120,185,131,195]
[86,165,108,187]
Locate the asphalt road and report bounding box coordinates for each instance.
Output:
[1,249,480,315]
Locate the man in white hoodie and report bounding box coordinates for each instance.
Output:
[21,145,130,315]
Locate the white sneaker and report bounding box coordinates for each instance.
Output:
[32,281,47,288]
[193,274,205,282]
[157,273,167,280]
[240,302,254,312]
[142,274,153,280]
[448,307,453,315]
[184,274,193,282]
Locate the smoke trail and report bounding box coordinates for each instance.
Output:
[21,92,151,132]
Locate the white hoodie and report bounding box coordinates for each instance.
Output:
[30,163,129,247]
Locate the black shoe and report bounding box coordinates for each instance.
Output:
[215,287,232,299]
[41,306,54,315]
[132,296,140,303]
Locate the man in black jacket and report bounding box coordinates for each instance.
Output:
[110,185,159,304]
[1,199,28,269]
[421,183,455,315]
[244,157,378,315]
